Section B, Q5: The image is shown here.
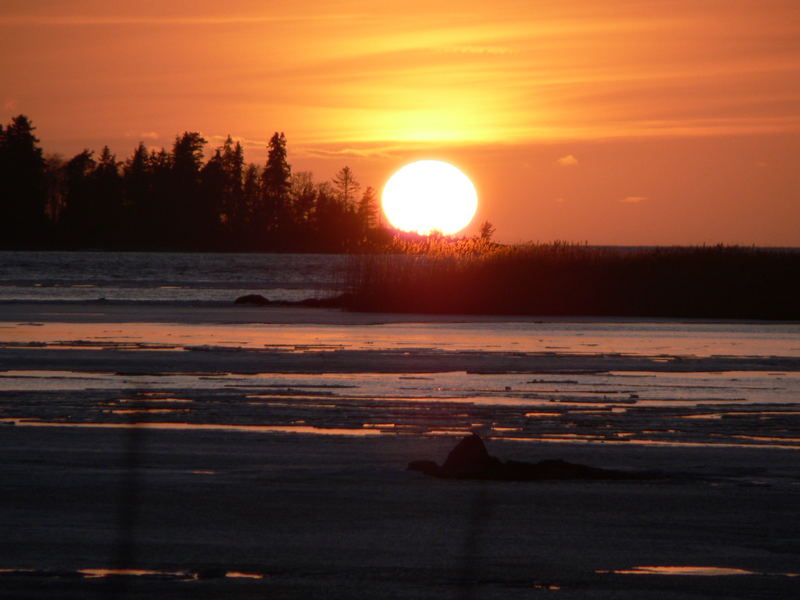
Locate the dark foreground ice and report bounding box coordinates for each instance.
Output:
[1,427,799,599]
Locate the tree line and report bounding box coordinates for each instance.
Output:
[0,115,392,252]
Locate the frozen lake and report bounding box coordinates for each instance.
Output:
[2,304,799,449]
[1,252,799,598]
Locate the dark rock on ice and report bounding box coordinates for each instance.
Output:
[234,294,271,305]
[234,293,352,308]
[196,568,228,579]
[408,433,649,481]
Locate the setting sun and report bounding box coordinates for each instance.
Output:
[382,160,478,235]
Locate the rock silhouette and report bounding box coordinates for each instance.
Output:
[408,433,648,481]
[234,294,271,305]
[234,293,351,308]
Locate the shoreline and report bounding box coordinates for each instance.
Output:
[3,300,800,326]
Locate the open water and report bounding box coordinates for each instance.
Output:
[0,251,349,302]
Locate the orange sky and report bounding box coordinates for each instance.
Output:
[2,0,799,245]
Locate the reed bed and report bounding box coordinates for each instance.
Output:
[344,242,800,319]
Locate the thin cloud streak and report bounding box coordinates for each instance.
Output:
[0,14,367,26]
[296,145,408,159]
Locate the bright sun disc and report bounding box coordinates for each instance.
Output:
[382,160,478,235]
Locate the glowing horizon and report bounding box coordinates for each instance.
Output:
[2,0,799,245]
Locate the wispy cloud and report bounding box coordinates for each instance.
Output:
[0,14,365,26]
[620,196,647,203]
[295,144,411,159]
[556,154,579,167]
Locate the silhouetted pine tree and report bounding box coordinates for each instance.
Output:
[93,147,124,246]
[312,180,355,251]
[219,137,245,243]
[0,115,48,247]
[259,132,291,248]
[59,150,96,246]
[170,132,207,249]
[310,181,335,251]
[358,186,378,233]
[240,163,261,249]
[124,142,152,245]
[357,186,391,250]
[332,166,360,212]
[148,147,173,248]
[290,171,316,227]
[198,146,229,250]
[43,153,67,228]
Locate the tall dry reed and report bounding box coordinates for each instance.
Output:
[344,243,800,319]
